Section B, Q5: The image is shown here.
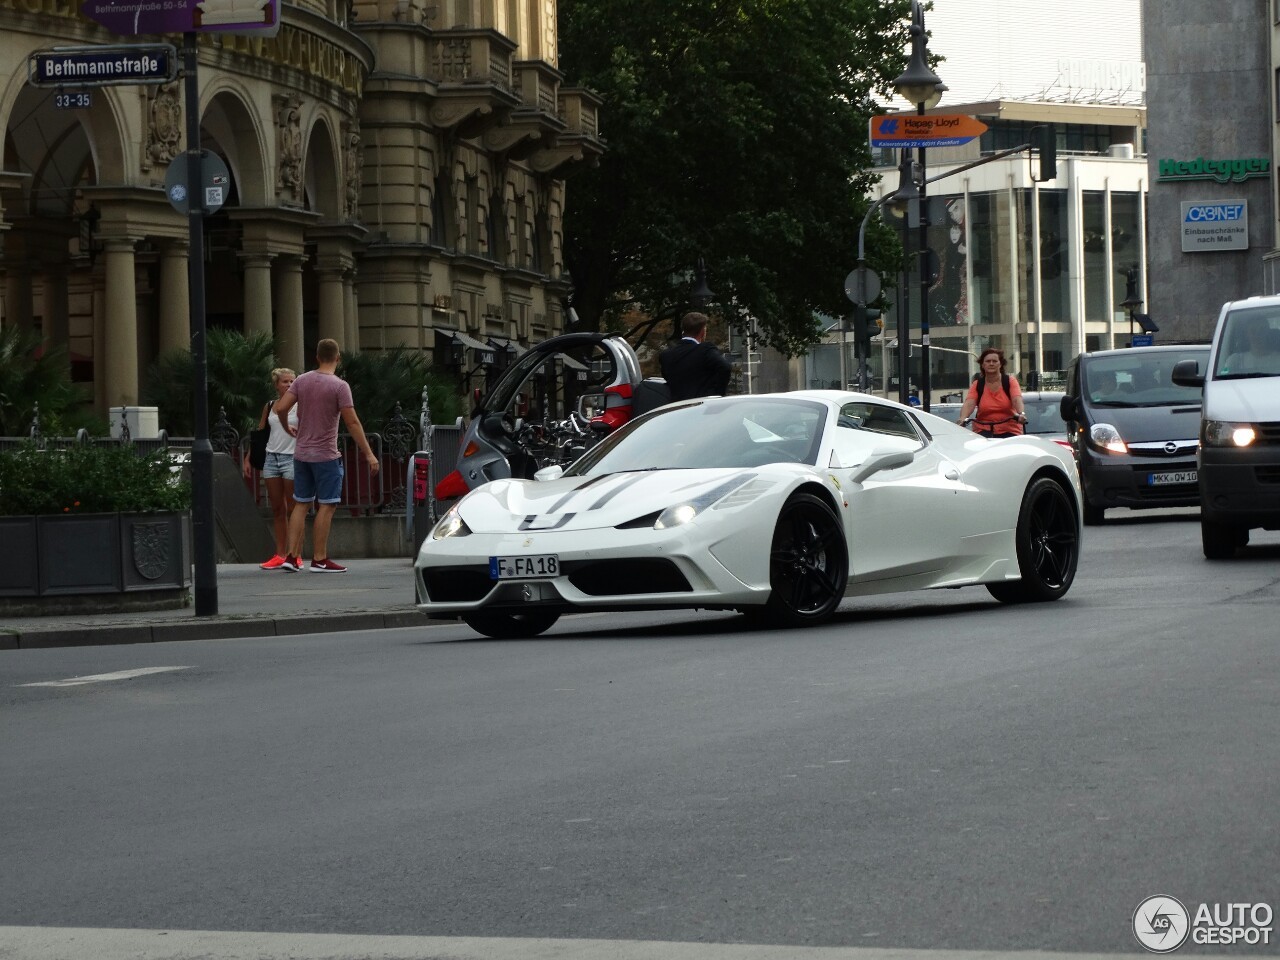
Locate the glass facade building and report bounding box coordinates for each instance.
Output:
[808,101,1148,402]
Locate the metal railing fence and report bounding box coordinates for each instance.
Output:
[5,397,464,519]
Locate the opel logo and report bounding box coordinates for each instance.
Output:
[1164,441,1179,455]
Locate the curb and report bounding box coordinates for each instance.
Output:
[3,610,439,650]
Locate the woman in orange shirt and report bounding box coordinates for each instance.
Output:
[958,347,1027,437]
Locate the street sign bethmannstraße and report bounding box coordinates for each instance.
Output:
[27,44,178,88]
[869,114,988,149]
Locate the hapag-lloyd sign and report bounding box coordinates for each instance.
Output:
[1158,157,1270,184]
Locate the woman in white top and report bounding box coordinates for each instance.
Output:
[243,367,299,569]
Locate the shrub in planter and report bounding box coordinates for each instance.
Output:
[0,442,190,516]
[0,443,192,607]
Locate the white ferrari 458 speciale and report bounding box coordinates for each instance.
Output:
[415,391,1082,638]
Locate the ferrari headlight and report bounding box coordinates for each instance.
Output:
[1088,422,1127,455]
[431,504,471,539]
[655,503,699,529]
[1203,420,1257,448]
[626,475,756,531]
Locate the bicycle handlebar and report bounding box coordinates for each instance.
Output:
[961,414,1024,426]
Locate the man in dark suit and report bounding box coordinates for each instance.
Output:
[659,311,732,401]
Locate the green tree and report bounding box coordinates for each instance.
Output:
[559,0,911,355]
[0,326,94,436]
[142,329,277,435]
[337,347,464,433]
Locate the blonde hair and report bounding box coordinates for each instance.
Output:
[271,367,296,385]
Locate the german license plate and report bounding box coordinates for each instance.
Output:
[1148,470,1196,486]
[490,554,560,579]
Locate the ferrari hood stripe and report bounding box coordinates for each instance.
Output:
[543,473,615,514]
[519,513,575,531]
[587,472,649,509]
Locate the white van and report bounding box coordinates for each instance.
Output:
[1172,295,1280,558]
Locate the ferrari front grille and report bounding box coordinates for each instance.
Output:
[422,566,491,603]
[562,558,692,595]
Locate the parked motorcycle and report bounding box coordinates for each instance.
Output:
[433,332,671,501]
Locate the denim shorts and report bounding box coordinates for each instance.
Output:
[261,451,294,480]
[292,457,344,504]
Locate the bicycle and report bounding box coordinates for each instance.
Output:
[960,414,1026,438]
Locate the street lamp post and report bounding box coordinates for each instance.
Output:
[690,257,715,310]
[892,0,943,412]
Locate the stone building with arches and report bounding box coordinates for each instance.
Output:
[0,0,602,417]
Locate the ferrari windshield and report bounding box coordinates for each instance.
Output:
[567,397,828,475]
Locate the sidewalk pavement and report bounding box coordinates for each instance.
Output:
[0,557,434,650]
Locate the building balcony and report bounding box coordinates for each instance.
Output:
[529,87,605,177]
[426,26,520,137]
[481,60,566,160]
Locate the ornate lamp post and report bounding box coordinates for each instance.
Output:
[1120,265,1143,347]
[690,257,715,309]
[892,0,943,411]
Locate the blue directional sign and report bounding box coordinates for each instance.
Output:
[27,44,178,88]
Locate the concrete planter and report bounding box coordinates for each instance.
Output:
[0,511,191,614]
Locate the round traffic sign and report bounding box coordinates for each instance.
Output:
[164,150,231,215]
[844,266,881,305]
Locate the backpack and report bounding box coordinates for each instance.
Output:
[974,372,1010,401]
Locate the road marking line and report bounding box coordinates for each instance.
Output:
[0,926,1171,960]
[19,666,191,688]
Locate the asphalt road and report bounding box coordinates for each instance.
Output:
[2,511,1278,959]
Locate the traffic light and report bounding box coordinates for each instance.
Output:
[848,304,882,356]
[1034,124,1057,182]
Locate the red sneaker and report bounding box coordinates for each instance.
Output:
[309,558,347,573]
[260,554,286,570]
[280,555,301,572]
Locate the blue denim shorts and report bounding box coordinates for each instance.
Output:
[292,457,344,504]
[261,451,294,480]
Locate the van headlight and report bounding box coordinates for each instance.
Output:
[1203,420,1257,447]
[1088,422,1127,455]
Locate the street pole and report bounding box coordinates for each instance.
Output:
[918,116,931,412]
[184,32,217,615]
[891,0,942,409]
[898,191,911,406]
[855,194,891,396]
[839,320,847,390]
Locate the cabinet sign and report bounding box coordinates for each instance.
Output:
[1181,199,1248,252]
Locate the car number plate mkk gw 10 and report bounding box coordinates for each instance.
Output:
[1148,470,1196,486]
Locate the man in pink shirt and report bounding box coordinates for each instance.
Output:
[272,338,379,572]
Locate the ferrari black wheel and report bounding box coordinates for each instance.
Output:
[462,610,560,639]
[761,493,848,627]
[988,477,1079,604]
